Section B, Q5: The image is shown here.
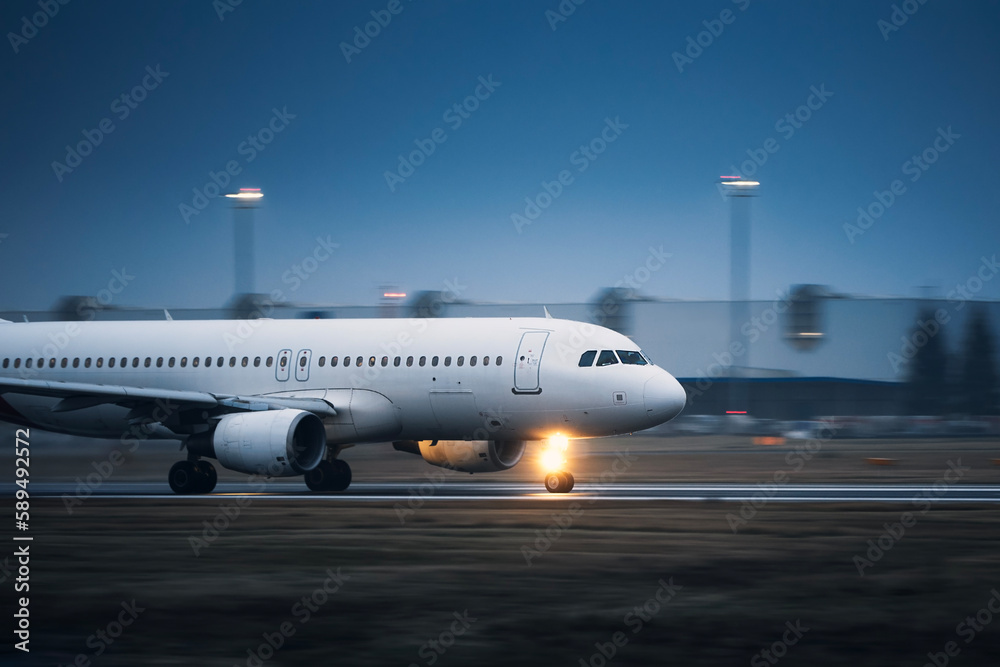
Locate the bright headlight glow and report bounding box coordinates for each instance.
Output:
[539,434,570,472]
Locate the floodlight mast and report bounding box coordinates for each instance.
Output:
[719,177,759,416]
[225,188,263,297]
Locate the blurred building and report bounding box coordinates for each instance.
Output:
[5,287,999,420]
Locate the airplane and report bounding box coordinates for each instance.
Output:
[0,316,686,494]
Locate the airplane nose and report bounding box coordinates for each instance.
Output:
[643,372,686,425]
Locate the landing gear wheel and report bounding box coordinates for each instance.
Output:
[544,471,575,494]
[329,459,352,492]
[168,460,198,494]
[305,459,352,493]
[193,461,218,494]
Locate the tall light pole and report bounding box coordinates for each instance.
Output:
[719,176,759,416]
[224,188,263,297]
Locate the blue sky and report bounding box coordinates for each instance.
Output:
[2,0,999,310]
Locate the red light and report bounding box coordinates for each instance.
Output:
[726,411,747,414]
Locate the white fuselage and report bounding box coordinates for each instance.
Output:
[0,317,686,444]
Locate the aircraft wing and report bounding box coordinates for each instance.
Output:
[0,376,337,418]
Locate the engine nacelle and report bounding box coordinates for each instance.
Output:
[192,410,326,477]
[393,439,526,473]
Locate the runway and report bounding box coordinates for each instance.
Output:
[10,481,1000,502]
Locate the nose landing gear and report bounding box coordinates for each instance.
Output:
[544,470,575,494]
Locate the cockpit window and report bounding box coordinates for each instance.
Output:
[617,350,648,365]
[578,350,597,367]
[596,350,619,366]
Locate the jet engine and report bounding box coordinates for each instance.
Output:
[189,409,326,477]
[393,439,526,473]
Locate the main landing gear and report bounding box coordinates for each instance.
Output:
[544,470,575,494]
[304,458,352,492]
[168,459,218,494]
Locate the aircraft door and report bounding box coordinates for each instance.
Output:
[513,331,549,394]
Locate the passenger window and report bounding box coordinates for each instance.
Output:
[181,357,188,368]
[432,356,439,367]
[394,357,401,367]
[217,356,224,367]
[49,358,56,368]
[470,356,477,367]
[193,357,200,367]
[299,356,307,368]
[97,357,104,368]
[496,356,503,366]
[2,359,8,369]
[266,357,273,367]
[120,358,127,368]
[406,356,413,367]
[279,356,287,368]
[579,350,597,367]
[108,357,115,368]
[596,350,619,366]
[419,356,426,367]
[13,359,20,369]
[253,357,260,367]
[62,358,69,368]
[457,356,464,367]
[483,356,490,366]
[85,358,92,368]
[144,358,151,368]
[356,357,363,367]
[444,356,451,367]
[206,357,213,368]
[230,357,237,367]
[73,358,80,368]
[156,357,163,368]
[369,356,376,367]
[330,356,338,367]
[169,357,176,368]
[617,350,648,365]
[318,356,326,367]
[241,357,248,367]
[381,356,389,367]
[344,356,351,367]
[26,359,33,369]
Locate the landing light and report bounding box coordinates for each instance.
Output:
[540,434,569,472]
